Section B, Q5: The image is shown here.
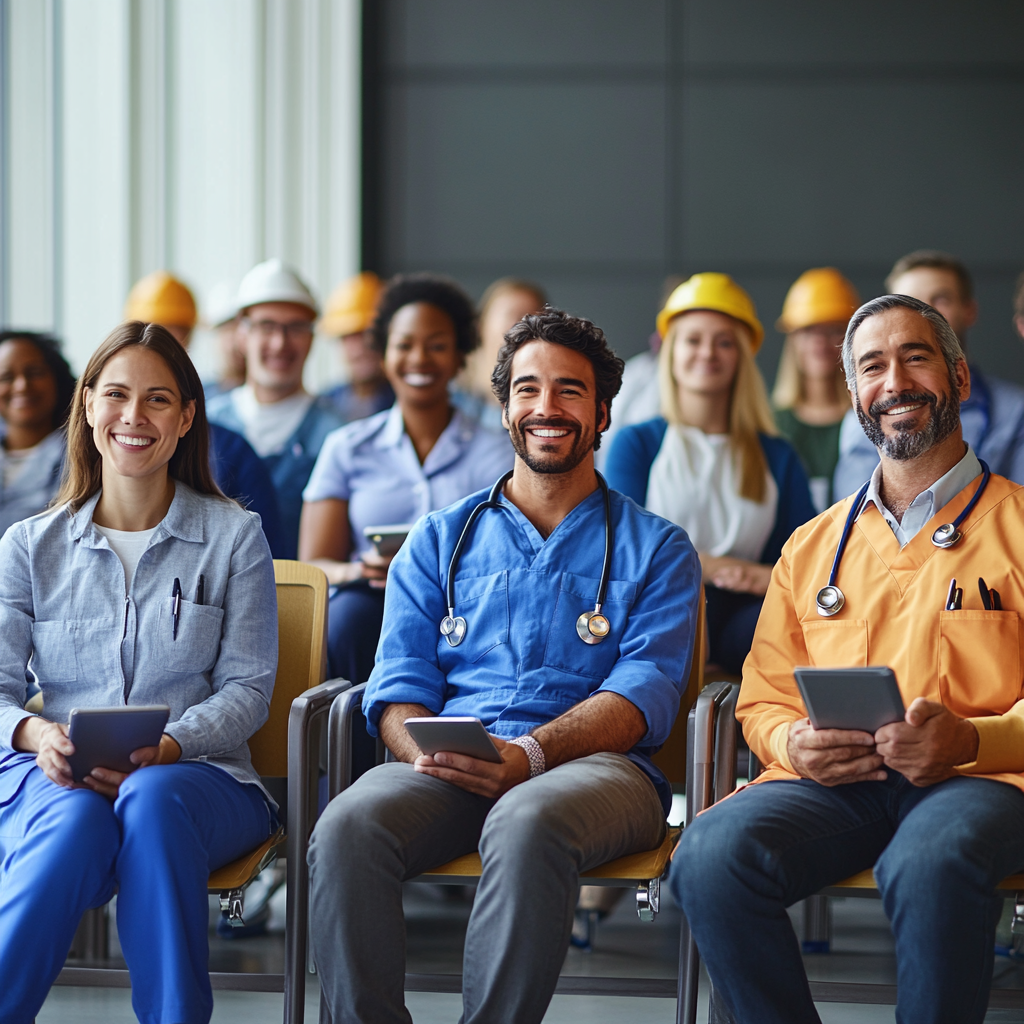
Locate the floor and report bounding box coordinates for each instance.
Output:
[39,882,1024,1023]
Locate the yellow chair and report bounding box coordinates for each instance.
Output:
[321,590,706,1011]
[681,682,1024,1020]
[54,560,349,1024]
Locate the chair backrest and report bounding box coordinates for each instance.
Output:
[246,559,328,777]
[650,585,706,785]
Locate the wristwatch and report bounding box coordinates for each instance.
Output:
[509,734,546,778]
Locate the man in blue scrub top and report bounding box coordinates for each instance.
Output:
[308,308,701,1024]
[833,250,1024,497]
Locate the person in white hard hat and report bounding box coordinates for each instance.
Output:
[207,259,343,559]
[204,281,246,398]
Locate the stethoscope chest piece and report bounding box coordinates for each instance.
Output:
[815,585,845,618]
[931,523,960,549]
[576,610,611,645]
[440,613,467,647]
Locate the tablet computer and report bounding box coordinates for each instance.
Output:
[793,667,905,734]
[66,705,171,783]
[362,524,415,559]
[403,716,503,764]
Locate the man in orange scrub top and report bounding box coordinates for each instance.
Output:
[671,294,1024,1024]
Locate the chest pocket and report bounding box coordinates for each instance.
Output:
[157,602,225,674]
[29,621,78,683]
[802,619,869,668]
[542,573,637,681]
[439,572,509,666]
[939,610,1022,717]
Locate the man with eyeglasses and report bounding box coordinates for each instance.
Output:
[208,259,342,558]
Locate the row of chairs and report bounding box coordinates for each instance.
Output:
[53,563,1024,1022]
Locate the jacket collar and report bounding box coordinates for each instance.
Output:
[70,480,207,545]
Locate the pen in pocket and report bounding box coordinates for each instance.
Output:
[196,574,205,606]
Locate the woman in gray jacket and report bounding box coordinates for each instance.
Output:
[0,321,278,1024]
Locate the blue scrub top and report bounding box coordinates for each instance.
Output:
[303,404,514,559]
[362,483,702,815]
[832,367,1024,499]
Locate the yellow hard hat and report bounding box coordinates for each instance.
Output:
[319,272,383,337]
[123,271,197,329]
[777,267,859,334]
[656,272,764,352]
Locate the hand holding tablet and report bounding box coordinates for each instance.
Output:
[794,667,906,734]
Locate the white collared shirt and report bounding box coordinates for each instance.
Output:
[857,445,982,547]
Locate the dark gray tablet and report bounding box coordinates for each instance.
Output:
[794,667,906,734]
[363,524,415,558]
[66,705,171,783]
[403,716,503,763]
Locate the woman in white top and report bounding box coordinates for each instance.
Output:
[0,331,76,536]
[606,273,814,673]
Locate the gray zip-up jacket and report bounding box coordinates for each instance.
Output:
[0,483,278,792]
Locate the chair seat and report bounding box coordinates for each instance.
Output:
[208,828,285,892]
[827,868,1024,892]
[416,827,681,884]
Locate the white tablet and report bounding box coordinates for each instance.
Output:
[403,716,503,764]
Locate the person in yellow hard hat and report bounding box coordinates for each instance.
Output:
[122,270,286,560]
[771,268,859,512]
[605,272,814,673]
[318,272,394,423]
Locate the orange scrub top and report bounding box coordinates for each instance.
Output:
[737,472,1024,792]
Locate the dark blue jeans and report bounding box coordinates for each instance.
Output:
[671,773,1024,1024]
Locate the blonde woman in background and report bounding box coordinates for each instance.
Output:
[452,277,546,429]
[605,273,814,672]
[772,268,858,512]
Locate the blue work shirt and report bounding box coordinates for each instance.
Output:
[0,483,278,804]
[207,391,343,559]
[208,422,285,558]
[0,429,65,538]
[362,484,702,815]
[833,367,1024,499]
[303,404,514,559]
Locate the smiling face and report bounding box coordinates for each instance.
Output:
[84,346,195,483]
[383,302,463,409]
[502,340,605,475]
[669,310,743,401]
[850,306,968,462]
[0,339,59,434]
[240,301,316,397]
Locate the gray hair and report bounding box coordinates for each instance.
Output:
[841,294,965,393]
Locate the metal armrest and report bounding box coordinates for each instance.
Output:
[326,682,368,802]
[685,680,735,823]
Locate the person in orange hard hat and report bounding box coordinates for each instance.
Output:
[772,268,859,512]
[605,273,814,673]
[318,272,394,424]
[123,271,285,558]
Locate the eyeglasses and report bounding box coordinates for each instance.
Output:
[243,319,314,342]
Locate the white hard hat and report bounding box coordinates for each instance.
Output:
[205,280,240,327]
[236,258,318,317]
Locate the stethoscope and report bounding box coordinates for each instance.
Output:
[815,460,991,617]
[440,470,615,647]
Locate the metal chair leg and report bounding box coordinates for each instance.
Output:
[802,894,832,953]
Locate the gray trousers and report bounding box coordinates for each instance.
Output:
[307,751,665,1024]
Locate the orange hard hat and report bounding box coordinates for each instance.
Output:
[123,271,197,329]
[777,268,860,333]
[319,272,384,337]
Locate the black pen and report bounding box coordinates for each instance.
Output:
[171,578,182,640]
[196,574,205,606]
[979,577,992,611]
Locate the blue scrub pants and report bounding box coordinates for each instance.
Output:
[703,584,763,674]
[327,581,386,684]
[671,772,1024,1024]
[0,758,271,1024]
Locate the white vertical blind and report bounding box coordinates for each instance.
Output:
[0,0,362,385]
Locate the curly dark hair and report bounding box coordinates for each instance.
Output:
[369,273,479,355]
[0,329,77,429]
[491,307,624,450]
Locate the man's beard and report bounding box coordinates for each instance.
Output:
[507,416,594,475]
[856,378,960,462]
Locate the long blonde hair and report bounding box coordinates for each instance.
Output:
[659,314,777,503]
[771,332,848,411]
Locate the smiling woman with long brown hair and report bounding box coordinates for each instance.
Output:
[0,321,279,1024]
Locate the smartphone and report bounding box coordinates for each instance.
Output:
[793,667,905,734]
[403,716,503,763]
[362,524,415,559]
[66,705,171,783]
